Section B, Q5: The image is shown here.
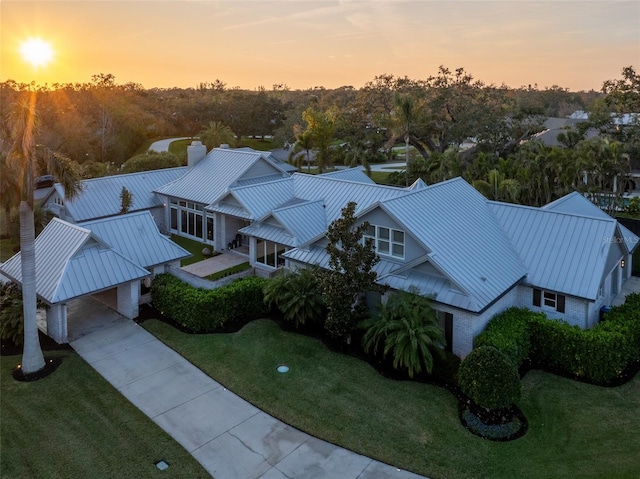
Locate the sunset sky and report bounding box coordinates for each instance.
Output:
[1,0,638,92]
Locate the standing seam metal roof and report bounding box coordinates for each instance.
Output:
[0,218,149,304]
[57,167,187,222]
[489,202,617,299]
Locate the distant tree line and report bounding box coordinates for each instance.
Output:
[1,66,638,210]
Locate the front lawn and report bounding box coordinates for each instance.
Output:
[0,351,210,479]
[143,318,640,479]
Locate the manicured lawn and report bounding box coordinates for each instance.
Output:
[238,137,273,151]
[0,351,210,479]
[170,234,212,266]
[143,318,640,479]
[370,171,393,185]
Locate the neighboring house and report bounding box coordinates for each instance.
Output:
[33,144,638,356]
[0,212,190,343]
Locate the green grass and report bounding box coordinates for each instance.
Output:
[0,351,210,479]
[238,137,273,151]
[170,234,212,266]
[205,261,251,281]
[168,139,193,156]
[143,318,640,479]
[370,171,394,185]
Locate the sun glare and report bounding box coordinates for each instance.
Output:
[20,38,54,67]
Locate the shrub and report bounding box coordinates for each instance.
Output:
[151,273,269,332]
[458,346,521,410]
[475,307,533,368]
[0,282,24,345]
[263,268,324,328]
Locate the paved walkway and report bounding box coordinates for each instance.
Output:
[69,300,427,479]
[612,276,640,306]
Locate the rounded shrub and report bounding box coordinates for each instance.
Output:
[459,346,521,410]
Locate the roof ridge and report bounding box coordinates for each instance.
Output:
[489,200,617,223]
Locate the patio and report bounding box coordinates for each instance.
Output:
[180,249,249,278]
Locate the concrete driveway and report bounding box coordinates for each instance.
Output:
[70,303,428,479]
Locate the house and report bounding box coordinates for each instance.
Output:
[19,144,639,356]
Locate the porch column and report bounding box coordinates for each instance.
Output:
[46,303,68,344]
[117,281,140,319]
[249,236,257,265]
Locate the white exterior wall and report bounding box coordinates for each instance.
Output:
[46,303,68,344]
[515,285,594,328]
[117,281,139,319]
[433,286,520,358]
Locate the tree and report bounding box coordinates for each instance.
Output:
[392,93,421,185]
[121,151,182,173]
[263,268,324,328]
[198,121,236,150]
[320,202,383,340]
[301,106,337,173]
[119,186,134,214]
[7,92,82,374]
[361,288,445,377]
[287,127,314,172]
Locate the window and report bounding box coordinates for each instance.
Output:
[533,288,565,313]
[363,225,405,259]
[170,199,207,241]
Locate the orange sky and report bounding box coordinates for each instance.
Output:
[1,1,639,91]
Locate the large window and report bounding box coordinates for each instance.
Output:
[256,239,286,268]
[364,225,405,259]
[170,199,207,241]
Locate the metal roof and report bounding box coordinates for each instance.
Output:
[155,148,289,205]
[543,192,639,253]
[54,167,187,223]
[377,178,527,311]
[211,177,295,220]
[489,201,616,300]
[317,168,376,184]
[0,218,148,304]
[81,211,191,269]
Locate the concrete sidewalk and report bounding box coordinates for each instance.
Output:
[70,315,428,479]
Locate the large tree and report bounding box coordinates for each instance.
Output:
[7,92,82,374]
[320,202,383,340]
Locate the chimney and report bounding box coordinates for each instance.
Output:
[187,140,207,167]
[219,143,230,149]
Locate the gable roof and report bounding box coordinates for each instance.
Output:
[209,177,295,220]
[0,218,149,304]
[49,167,187,223]
[375,178,527,311]
[81,211,191,269]
[542,192,639,253]
[489,201,618,300]
[154,148,289,204]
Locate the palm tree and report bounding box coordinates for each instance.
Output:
[7,93,82,374]
[198,121,236,150]
[263,268,324,328]
[344,138,371,176]
[0,152,20,237]
[361,288,445,377]
[393,93,418,186]
[288,128,314,172]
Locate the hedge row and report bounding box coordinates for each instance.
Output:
[150,273,269,332]
[475,294,640,384]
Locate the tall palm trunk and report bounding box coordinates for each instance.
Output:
[19,200,44,373]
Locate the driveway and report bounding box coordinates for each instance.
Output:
[148,137,192,152]
[70,299,428,479]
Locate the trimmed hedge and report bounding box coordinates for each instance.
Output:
[475,294,640,384]
[458,346,521,410]
[150,273,269,332]
[474,307,535,368]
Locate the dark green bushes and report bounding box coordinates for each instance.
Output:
[475,295,640,384]
[475,308,535,368]
[151,273,269,332]
[458,346,521,410]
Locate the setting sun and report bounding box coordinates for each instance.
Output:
[19,38,54,68]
